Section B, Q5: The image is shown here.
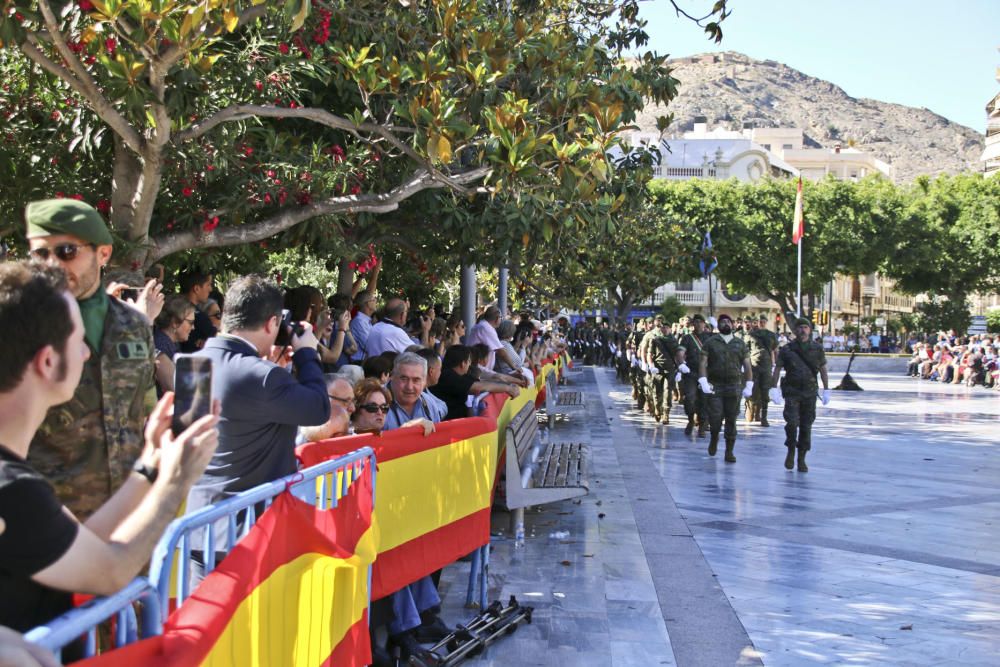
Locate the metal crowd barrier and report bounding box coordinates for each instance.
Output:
[149,447,377,619]
[23,577,162,661]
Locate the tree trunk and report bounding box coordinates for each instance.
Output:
[337,257,355,295]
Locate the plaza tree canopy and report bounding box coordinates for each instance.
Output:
[0,0,731,273]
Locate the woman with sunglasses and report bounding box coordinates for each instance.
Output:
[152,295,196,395]
[352,378,392,433]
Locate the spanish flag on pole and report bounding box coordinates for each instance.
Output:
[792,176,805,245]
[81,467,377,667]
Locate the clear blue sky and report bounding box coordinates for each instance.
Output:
[639,0,999,132]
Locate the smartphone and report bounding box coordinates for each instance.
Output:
[274,308,304,347]
[119,286,141,302]
[172,355,213,436]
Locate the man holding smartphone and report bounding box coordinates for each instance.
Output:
[185,276,330,548]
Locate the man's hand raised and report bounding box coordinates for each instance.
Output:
[291,321,320,352]
[146,393,220,490]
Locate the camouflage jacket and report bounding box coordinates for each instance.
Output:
[703,334,750,386]
[679,330,712,370]
[29,297,155,518]
[649,332,680,372]
[778,339,827,396]
[747,329,779,369]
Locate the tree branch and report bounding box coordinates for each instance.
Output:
[147,166,489,263]
[29,0,144,153]
[174,103,477,192]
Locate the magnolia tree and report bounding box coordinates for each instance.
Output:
[0,0,730,272]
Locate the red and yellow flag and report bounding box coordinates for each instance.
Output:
[297,418,498,600]
[792,176,805,245]
[81,467,376,667]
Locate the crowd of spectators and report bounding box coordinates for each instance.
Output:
[0,199,570,666]
[905,334,1000,389]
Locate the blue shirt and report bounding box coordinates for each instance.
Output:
[350,311,372,362]
[383,391,446,430]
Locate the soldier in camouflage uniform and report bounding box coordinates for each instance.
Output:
[25,200,155,519]
[644,317,682,423]
[628,318,648,410]
[770,318,830,472]
[698,313,753,462]
[745,314,779,426]
[637,316,662,419]
[679,314,712,437]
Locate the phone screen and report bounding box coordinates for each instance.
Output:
[172,355,213,436]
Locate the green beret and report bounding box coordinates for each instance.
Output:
[25,199,113,246]
[758,313,768,321]
[691,314,706,322]
[653,314,665,323]
[644,316,654,323]
[795,317,813,328]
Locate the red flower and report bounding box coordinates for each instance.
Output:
[205,165,215,171]
[278,43,290,55]
[264,193,272,204]
[166,221,175,230]
[296,191,312,205]
[350,183,361,195]
[78,0,94,11]
[265,169,276,179]
[104,38,116,55]
[254,81,263,91]
[202,216,220,232]
[182,186,194,197]
[50,110,61,121]
[95,199,111,214]
[277,189,288,205]
[69,194,84,201]
[85,55,96,65]
[54,191,65,198]
[130,260,141,271]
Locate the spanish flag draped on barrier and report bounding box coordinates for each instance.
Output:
[79,466,376,667]
[296,356,559,601]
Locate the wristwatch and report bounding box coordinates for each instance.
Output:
[132,459,159,484]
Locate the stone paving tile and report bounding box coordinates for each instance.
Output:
[437,366,1000,666]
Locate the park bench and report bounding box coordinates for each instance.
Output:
[503,400,589,537]
[542,369,585,427]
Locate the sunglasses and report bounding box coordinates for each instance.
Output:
[359,403,390,414]
[329,395,355,407]
[30,242,95,262]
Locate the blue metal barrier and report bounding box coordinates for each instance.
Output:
[149,447,377,619]
[24,577,162,661]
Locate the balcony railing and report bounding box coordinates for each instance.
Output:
[669,290,708,305]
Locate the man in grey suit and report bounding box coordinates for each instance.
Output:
[185,276,330,550]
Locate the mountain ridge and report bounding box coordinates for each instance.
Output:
[634,52,984,181]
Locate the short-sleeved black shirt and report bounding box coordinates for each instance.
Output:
[430,367,478,421]
[0,444,79,632]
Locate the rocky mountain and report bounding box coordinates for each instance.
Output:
[634,52,984,182]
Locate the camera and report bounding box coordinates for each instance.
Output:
[274,308,305,347]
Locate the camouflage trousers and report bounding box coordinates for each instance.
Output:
[747,366,773,420]
[783,392,818,451]
[707,385,742,442]
[680,374,708,424]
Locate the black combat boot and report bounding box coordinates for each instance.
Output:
[684,417,695,436]
[797,448,808,472]
[724,439,737,463]
[760,404,770,427]
[708,434,719,456]
[784,446,795,470]
[697,420,708,438]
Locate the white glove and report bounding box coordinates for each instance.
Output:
[820,389,831,406]
[708,316,718,329]
[674,372,682,383]
[649,366,659,376]
[627,351,634,362]
[631,357,639,368]
[616,351,622,358]
[742,380,754,398]
[678,363,690,374]
[769,388,783,405]
[640,361,648,373]
[698,377,714,394]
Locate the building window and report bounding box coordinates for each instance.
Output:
[762,143,771,151]
[782,143,793,150]
[674,281,694,292]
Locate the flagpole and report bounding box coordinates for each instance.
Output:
[796,239,802,318]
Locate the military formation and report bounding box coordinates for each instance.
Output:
[569,313,830,471]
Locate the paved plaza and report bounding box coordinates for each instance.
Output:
[440,364,1000,666]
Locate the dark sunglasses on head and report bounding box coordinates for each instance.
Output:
[30,242,95,262]
[359,403,390,414]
